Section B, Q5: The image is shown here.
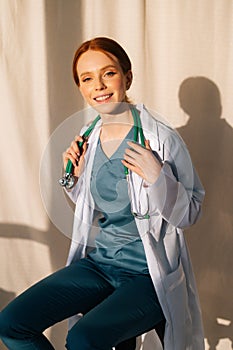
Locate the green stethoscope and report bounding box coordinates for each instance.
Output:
[59,108,150,220]
[59,107,144,188]
[59,107,150,219]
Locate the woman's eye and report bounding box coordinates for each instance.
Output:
[105,71,116,77]
[82,77,91,83]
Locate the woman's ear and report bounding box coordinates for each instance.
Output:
[126,70,133,90]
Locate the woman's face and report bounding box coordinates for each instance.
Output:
[76,50,132,113]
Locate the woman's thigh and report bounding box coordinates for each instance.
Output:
[0,258,114,336]
[67,273,164,349]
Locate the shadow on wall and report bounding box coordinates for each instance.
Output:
[0,288,16,313]
[177,77,233,349]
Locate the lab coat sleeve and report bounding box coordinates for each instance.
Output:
[145,133,205,228]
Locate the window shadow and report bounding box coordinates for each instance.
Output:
[0,288,16,312]
[177,77,233,349]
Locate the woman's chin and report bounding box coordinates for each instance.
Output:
[91,101,129,115]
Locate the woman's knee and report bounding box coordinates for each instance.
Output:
[66,324,92,350]
[66,321,109,350]
[0,307,31,341]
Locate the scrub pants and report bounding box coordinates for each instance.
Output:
[0,257,164,350]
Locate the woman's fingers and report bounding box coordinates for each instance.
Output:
[126,141,145,154]
[123,140,162,183]
[82,140,88,154]
[145,139,152,150]
[63,136,87,171]
[123,152,140,167]
[74,135,86,154]
[63,150,76,169]
[124,141,148,166]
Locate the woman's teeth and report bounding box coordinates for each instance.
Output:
[95,94,112,102]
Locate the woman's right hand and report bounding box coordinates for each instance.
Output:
[62,136,88,178]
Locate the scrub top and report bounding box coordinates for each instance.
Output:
[89,127,149,276]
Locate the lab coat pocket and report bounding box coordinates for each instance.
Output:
[164,258,185,292]
[163,259,192,346]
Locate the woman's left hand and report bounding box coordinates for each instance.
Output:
[122,140,162,184]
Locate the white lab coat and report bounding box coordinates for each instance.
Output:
[65,104,205,350]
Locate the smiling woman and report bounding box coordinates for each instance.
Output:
[73,37,133,105]
[0,37,205,350]
[76,50,132,112]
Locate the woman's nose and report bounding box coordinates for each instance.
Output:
[95,77,106,90]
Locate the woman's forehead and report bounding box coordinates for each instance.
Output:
[76,50,120,74]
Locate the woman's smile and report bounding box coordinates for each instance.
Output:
[94,93,114,103]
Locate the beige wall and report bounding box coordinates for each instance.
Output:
[0,1,232,349]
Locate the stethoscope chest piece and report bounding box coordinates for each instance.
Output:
[59,172,75,189]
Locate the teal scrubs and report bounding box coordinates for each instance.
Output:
[0,128,165,350]
[89,127,149,277]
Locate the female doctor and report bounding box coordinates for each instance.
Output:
[0,37,205,350]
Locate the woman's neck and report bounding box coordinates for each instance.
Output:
[101,105,133,126]
[100,106,133,141]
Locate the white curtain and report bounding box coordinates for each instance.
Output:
[0,1,232,349]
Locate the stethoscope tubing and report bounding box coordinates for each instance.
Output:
[59,107,146,188]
